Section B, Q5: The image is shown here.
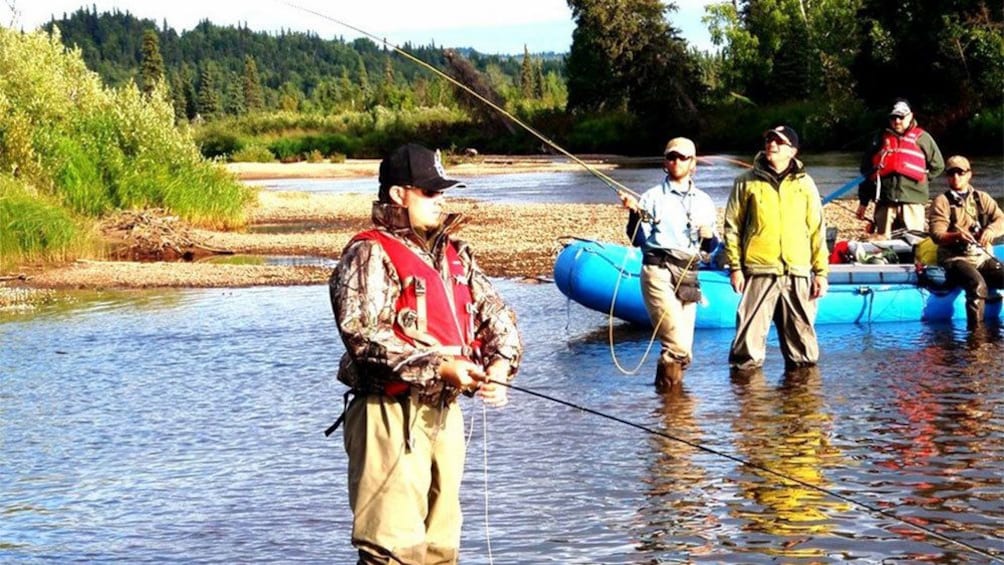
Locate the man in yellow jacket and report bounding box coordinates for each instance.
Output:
[724,126,829,372]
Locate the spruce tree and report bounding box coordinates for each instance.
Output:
[519,45,534,99]
[138,29,164,97]
[533,59,545,99]
[242,55,265,112]
[170,71,187,121]
[197,64,220,118]
[181,63,198,120]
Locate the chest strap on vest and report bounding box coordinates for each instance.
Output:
[321,386,417,454]
[410,276,428,335]
[323,389,355,437]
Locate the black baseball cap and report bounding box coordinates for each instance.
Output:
[763,125,799,149]
[378,144,465,201]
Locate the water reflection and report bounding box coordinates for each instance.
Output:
[864,324,1003,552]
[635,388,717,559]
[728,367,850,559]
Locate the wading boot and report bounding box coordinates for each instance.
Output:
[966,297,985,330]
[654,361,683,393]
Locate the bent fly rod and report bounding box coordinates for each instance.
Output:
[483,378,1001,562]
[278,0,642,200]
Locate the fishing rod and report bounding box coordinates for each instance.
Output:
[278,1,642,200]
[287,5,996,558]
[485,377,1003,563]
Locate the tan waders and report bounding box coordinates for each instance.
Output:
[345,391,465,565]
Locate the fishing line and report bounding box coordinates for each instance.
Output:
[289,5,995,558]
[278,0,641,200]
[606,223,699,376]
[485,377,1003,563]
[479,403,495,564]
[464,400,496,564]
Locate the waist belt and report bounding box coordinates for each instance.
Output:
[643,249,696,268]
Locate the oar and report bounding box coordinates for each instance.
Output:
[821,174,865,205]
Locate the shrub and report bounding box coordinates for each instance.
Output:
[231,144,276,163]
[0,26,251,264]
[196,126,245,159]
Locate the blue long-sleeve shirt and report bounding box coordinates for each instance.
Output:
[626,178,718,254]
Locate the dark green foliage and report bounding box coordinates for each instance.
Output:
[566,111,641,154]
[45,8,565,120]
[41,2,1002,155]
[853,0,1003,128]
[197,63,221,118]
[520,46,535,99]
[243,55,264,112]
[265,134,360,162]
[198,127,244,159]
[565,0,703,148]
[139,29,164,97]
[170,71,187,121]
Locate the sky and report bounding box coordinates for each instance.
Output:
[7,0,718,54]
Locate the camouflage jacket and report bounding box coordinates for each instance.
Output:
[329,201,523,404]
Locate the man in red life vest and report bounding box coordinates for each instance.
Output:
[856,98,944,238]
[329,143,523,564]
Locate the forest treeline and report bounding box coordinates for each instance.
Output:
[44,2,1002,158]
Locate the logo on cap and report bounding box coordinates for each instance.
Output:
[890,100,911,117]
[433,149,447,179]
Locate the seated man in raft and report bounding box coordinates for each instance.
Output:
[927,155,1004,328]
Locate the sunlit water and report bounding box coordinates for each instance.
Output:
[4,155,1003,562]
[245,153,1004,207]
[2,282,1003,563]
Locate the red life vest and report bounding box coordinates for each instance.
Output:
[871,127,928,182]
[351,229,475,356]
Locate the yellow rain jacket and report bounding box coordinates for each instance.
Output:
[724,153,829,278]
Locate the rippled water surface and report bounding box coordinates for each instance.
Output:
[246,153,1004,207]
[2,282,1002,563]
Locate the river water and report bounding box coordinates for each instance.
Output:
[3,157,1003,563]
[245,152,1004,207]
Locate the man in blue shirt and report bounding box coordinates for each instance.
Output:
[621,137,719,392]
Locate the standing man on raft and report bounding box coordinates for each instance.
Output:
[857,98,944,238]
[329,143,523,564]
[621,137,719,392]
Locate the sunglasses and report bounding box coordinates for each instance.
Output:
[946,168,971,177]
[407,186,444,198]
[764,134,790,146]
[665,152,693,162]
[889,115,909,121]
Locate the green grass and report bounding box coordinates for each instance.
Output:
[0,177,90,269]
[0,27,253,267]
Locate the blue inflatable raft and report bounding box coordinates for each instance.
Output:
[553,239,1004,328]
